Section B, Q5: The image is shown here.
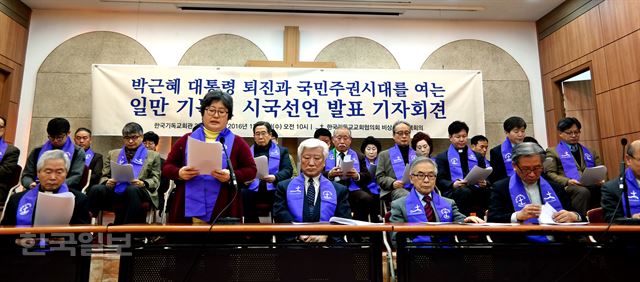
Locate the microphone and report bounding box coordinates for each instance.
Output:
[619,137,631,217]
[219,136,238,189]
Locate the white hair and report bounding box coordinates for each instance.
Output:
[409,156,438,175]
[297,138,329,163]
[37,149,71,172]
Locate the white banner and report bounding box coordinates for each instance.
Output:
[92,65,483,138]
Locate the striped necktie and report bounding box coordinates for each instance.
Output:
[424,195,436,222]
[306,178,316,218]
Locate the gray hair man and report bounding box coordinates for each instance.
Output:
[1,150,90,225]
[273,138,351,243]
[488,142,583,225]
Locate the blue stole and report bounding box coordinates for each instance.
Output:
[405,188,453,242]
[508,175,562,243]
[365,159,380,195]
[623,168,640,217]
[389,145,416,189]
[0,138,7,163]
[17,183,70,226]
[501,138,515,177]
[249,141,280,191]
[38,136,75,162]
[286,175,337,222]
[114,144,148,194]
[84,148,95,167]
[36,137,75,182]
[325,148,361,191]
[447,144,478,181]
[184,127,235,222]
[556,141,595,180]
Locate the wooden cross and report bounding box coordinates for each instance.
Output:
[246,26,336,68]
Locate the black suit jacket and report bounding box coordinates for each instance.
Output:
[273,177,351,223]
[252,143,294,190]
[1,188,90,225]
[0,144,20,194]
[601,179,627,222]
[488,144,509,183]
[435,148,487,195]
[88,152,104,187]
[21,146,86,191]
[488,175,582,223]
[323,150,372,192]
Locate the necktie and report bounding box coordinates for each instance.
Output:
[306,178,316,217]
[424,195,436,222]
[339,152,345,160]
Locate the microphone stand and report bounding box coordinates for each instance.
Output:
[619,139,631,218]
[209,136,240,224]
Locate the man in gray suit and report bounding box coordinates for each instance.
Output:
[390,157,484,224]
[87,122,161,224]
[390,157,483,242]
[376,121,416,201]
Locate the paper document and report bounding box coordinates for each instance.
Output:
[33,192,76,226]
[423,221,454,225]
[538,202,557,224]
[111,161,134,183]
[340,155,354,177]
[463,166,493,186]
[187,136,222,174]
[579,165,607,186]
[254,155,269,179]
[329,217,384,226]
[401,165,411,184]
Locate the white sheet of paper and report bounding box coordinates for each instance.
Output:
[111,161,134,182]
[538,202,557,224]
[187,136,222,175]
[33,192,75,226]
[254,155,269,179]
[401,165,411,184]
[329,216,384,226]
[579,165,607,186]
[463,166,493,186]
[340,155,354,177]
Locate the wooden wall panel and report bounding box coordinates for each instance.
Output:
[595,91,615,138]
[598,0,640,45]
[562,80,594,111]
[601,136,621,179]
[545,110,559,146]
[0,12,28,64]
[609,85,635,136]
[539,7,603,75]
[603,30,640,90]
[591,49,610,94]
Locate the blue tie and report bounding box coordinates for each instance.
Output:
[306,178,316,218]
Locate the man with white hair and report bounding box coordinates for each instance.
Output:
[1,149,90,225]
[273,138,351,243]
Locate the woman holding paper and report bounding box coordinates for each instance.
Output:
[163,90,256,224]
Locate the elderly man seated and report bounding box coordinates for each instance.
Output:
[273,138,351,243]
[489,142,584,242]
[390,156,484,242]
[1,150,89,225]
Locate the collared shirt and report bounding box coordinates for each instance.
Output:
[303,174,320,205]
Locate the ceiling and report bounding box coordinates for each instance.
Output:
[21,0,565,21]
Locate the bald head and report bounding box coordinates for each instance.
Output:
[625,140,640,178]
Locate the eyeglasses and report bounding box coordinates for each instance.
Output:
[48,134,67,141]
[411,172,436,181]
[515,164,543,175]
[204,107,228,117]
[254,131,270,137]
[562,130,581,136]
[394,131,411,136]
[123,135,141,141]
[628,154,640,161]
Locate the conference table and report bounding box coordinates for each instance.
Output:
[0,223,639,282]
